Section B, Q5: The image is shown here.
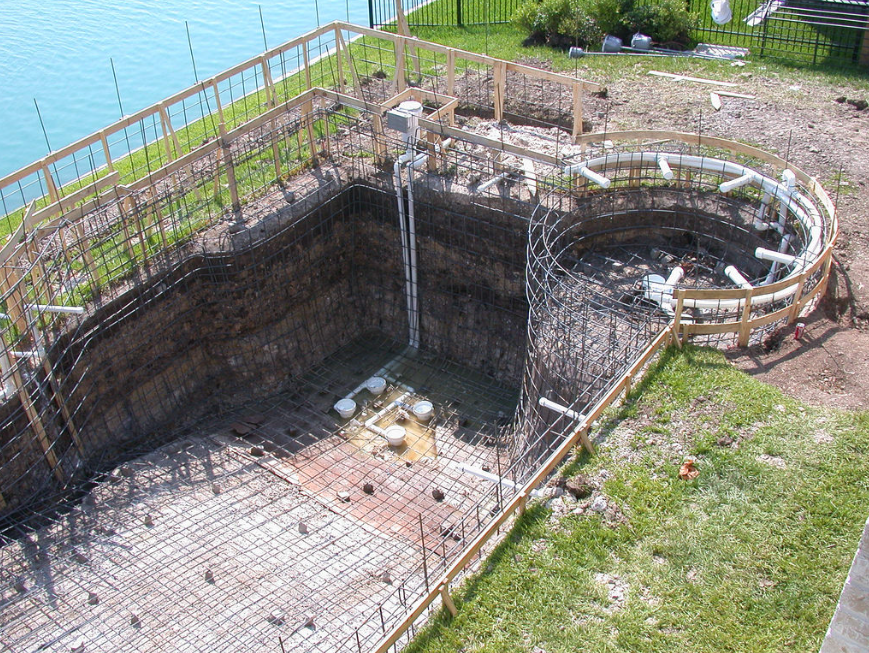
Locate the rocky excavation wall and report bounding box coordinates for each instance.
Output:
[0,183,532,518]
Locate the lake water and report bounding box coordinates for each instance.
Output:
[0,0,371,179]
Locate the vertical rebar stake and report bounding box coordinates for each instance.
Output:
[419,512,429,592]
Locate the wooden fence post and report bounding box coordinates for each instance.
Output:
[572,81,584,142]
[493,62,506,123]
[218,122,242,218]
[395,36,407,93]
[737,287,755,347]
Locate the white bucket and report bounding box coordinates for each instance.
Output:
[384,425,406,446]
[412,401,433,423]
[334,398,356,419]
[365,376,387,396]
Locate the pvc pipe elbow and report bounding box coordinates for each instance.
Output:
[719,173,755,194]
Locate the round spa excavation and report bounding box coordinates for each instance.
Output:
[0,27,837,653]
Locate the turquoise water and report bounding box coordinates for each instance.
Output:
[0,0,370,179]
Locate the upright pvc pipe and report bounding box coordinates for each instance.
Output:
[393,159,416,348]
[778,169,796,228]
[664,266,685,289]
[405,150,421,349]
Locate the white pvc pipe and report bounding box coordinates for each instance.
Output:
[538,396,586,421]
[563,162,612,189]
[477,172,508,193]
[578,166,611,189]
[363,391,414,441]
[755,247,797,266]
[405,153,421,349]
[657,155,674,180]
[724,265,753,289]
[407,152,427,171]
[27,304,85,314]
[755,191,772,225]
[452,462,543,498]
[719,173,755,194]
[764,234,793,285]
[557,151,827,312]
[664,266,685,289]
[393,160,416,349]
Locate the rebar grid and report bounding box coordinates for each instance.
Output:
[0,37,837,652]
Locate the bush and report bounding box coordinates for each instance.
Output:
[626,0,697,44]
[512,0,602,48]
[514,0,696,49]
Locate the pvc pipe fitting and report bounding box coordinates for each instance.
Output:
[719,173,755,194]
[755,247,797,266]
[657,155,674,180]
[724,265,753,289]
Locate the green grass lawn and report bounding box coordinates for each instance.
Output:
[405,345,869,653]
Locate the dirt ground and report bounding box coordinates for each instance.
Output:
[574,66,869,410]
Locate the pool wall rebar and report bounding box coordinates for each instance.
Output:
[0,25,838,653]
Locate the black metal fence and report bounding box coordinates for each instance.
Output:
[368,0,869,65]
[683,0,869,65]
[369,0,522,28]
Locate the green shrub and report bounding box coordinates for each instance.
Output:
[512,0,602,48]
[514,0,696,48]
[587,0,634,38]
[626,0,697,44]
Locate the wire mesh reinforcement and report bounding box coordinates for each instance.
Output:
[0,27,837,653]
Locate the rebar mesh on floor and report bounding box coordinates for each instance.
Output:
[0,335,517,653]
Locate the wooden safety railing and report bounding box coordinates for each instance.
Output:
[0,21,599,244]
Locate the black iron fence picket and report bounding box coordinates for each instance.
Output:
[681,0,869,65]
[368,0,869,66]
[368,0,522,28]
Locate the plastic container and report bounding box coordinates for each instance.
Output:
[412,401,434,423]
[365,376,387,396]
[334,398,356,419]
[384,425,406,446]
[602,35,623,53]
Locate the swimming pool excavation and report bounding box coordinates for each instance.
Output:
[0,23,836,653]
